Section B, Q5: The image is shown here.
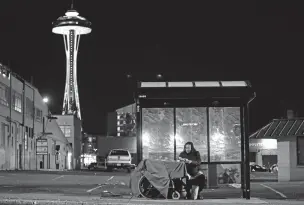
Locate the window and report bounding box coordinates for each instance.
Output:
[209,107,241,162]
[60,125,71,138]
[12,91,22,113]
[176,107,208,161]
[297,137,304,165]
[110,150,129,156]
[26,97,34,119]
[0,83,9,106]
[35,108,42,122]
[1,123,6,147]
[142,108,174,161]
[28,127,33,138]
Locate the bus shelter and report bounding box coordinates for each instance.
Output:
[135,81,255,199]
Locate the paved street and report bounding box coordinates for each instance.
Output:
[0,170,303,204]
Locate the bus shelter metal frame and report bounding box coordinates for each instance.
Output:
[135,81,256,199]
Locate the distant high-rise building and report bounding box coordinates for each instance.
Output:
[107,104,137,137]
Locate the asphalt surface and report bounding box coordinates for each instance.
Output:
[0,170,302,204]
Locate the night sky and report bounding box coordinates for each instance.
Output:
[0,1,304,134]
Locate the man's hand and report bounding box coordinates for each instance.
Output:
[179,157,187,162]
[185,159,192,164]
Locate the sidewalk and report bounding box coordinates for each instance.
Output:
[250,173,278,182]
[0,193,302,205]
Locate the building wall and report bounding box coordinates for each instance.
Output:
[54,115,82,170]
[106,112,117,136]
[249,139,277,167]
[278,136,304,181]
[0,66,71,170]
[116,103,136,114]
[106,103,136,137]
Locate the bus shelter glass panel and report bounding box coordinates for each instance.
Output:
[217,164,241,187]
[175,107,208,161]
[209,107,241,162]
[142,108,174,161]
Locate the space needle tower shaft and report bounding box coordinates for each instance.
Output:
[52,6,91,120]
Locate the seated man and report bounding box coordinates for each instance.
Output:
[179,142,206,200]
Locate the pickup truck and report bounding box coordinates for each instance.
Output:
[105,149,135,173]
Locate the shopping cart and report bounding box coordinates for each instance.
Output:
[130,159,189,199]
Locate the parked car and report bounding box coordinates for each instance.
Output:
[88,163,97,170]
[88,158,107,170]
[270,164,278,173]
[106,149,135,172]
[250,164,268,172]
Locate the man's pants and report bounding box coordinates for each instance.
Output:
[186,174,206,199]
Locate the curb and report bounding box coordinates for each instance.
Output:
[0,198,270,205]
[0,197,303,205]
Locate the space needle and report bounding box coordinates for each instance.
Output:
[52,3,91,120]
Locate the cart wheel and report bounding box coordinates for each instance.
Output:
[172,191,180,200]
[138,175,163,199]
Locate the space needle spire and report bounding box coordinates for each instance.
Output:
[52,3,92,120]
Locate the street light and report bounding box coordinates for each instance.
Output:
[156,74,163,80]
[42,97,49,104]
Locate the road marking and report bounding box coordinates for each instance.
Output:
[107,176,114,181]
[52,175,64,181]
[87,176,115,193]
[260,184,287,199]
[87,185,103,193]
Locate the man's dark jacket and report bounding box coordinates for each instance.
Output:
[179,150,202,177]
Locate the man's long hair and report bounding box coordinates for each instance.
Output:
[184,141,197,153]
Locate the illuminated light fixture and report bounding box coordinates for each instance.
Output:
[42,97,49,104]
[141,82,166,87]
[221,81,247,87]
[156,74,163,79]
[195,81,220,87]
[168,82,193,87]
